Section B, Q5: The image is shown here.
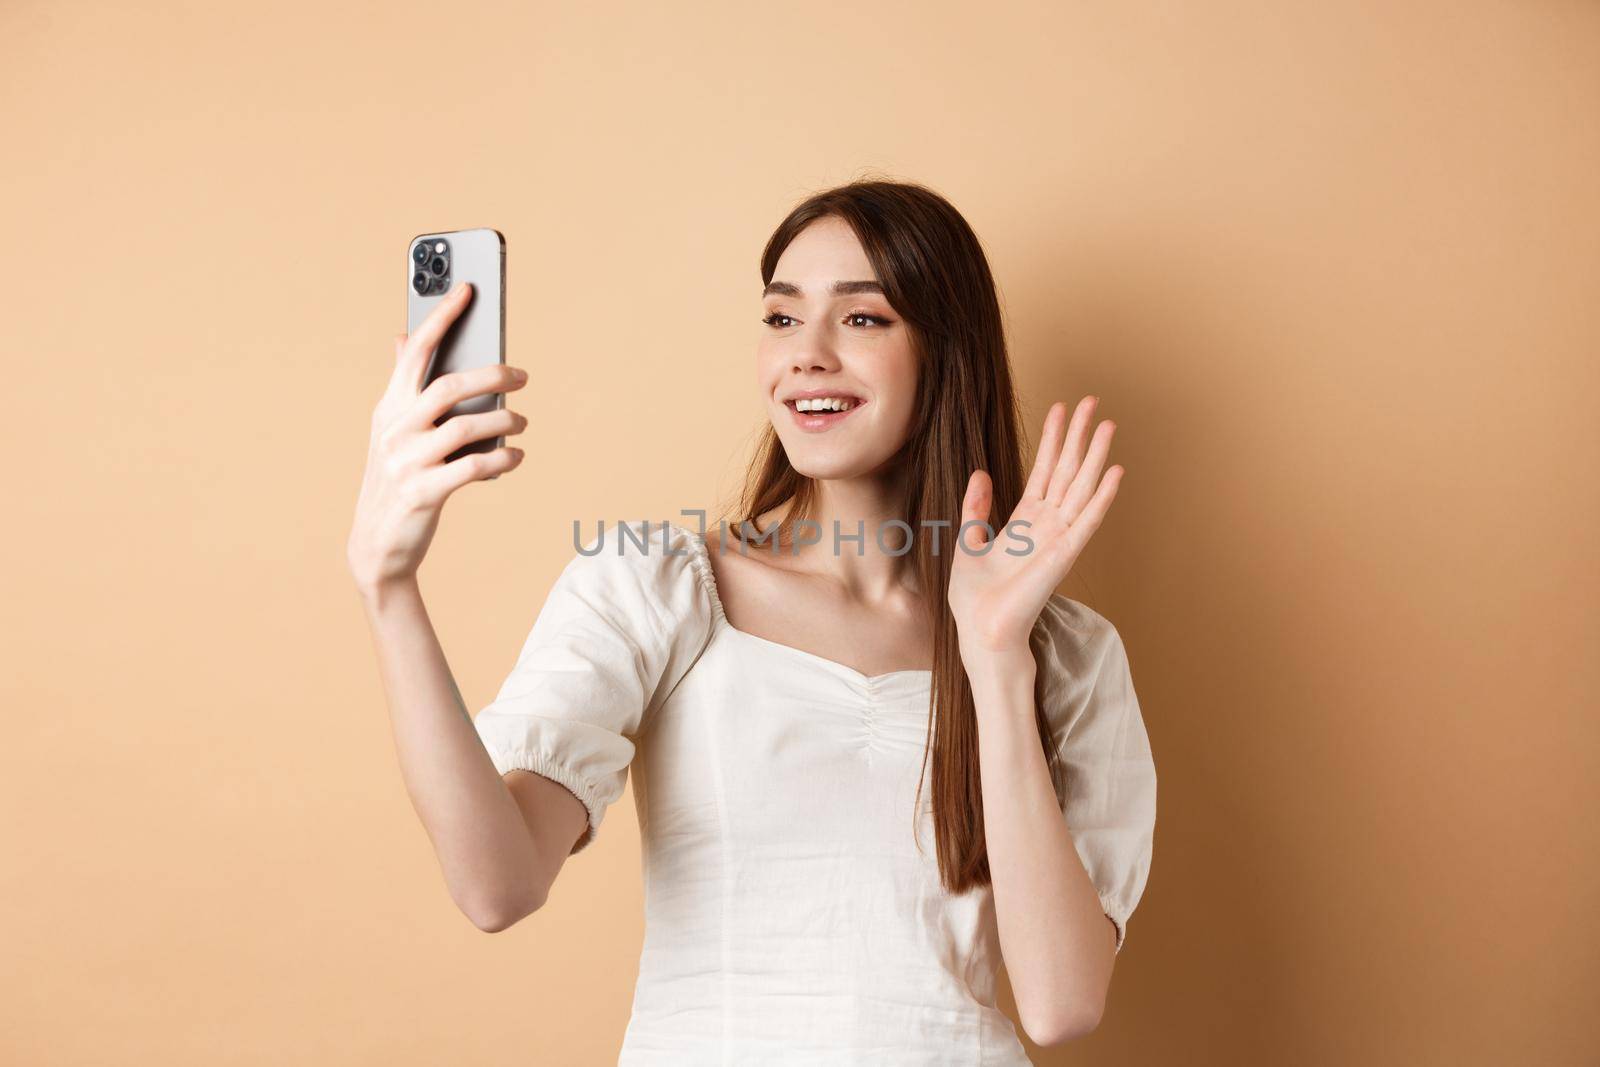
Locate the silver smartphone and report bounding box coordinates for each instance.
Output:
[406,227,506,465]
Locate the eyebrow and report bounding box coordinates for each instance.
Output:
[762,280,885,298]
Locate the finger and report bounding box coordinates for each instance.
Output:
[416,407,527,466]
[379,333,410,400]
[404,363,527,431]
[413,445,525,505]
[398,281,474,394]
[1068,463,1124,542]
[1058,420,1116,521]
[1023,401,1069,500]
[1044,395,1099,506]
[958,469,993,552]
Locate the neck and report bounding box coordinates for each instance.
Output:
[779,467,921,604]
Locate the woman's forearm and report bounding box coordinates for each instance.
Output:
[356,577,553,929]
[967,652,1116,1045]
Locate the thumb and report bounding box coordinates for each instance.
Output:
[388,332,430,397]
[959,469,993,553]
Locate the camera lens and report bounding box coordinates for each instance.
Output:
[429,256,447,276]
[412,271,429,293]
[412,244,428,265]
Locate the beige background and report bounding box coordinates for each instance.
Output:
[4,1,1596,1063]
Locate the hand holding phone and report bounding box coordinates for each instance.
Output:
[345,230,525,594]
[408,228,507,461]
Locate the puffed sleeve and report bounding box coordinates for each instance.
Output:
[1030,594,1157,954]
[473,520,715,855]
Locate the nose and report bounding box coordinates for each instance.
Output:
[791,344,842,375]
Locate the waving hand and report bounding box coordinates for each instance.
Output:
[947,396,1124,660]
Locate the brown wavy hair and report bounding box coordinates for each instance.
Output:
[714,176,1063,894]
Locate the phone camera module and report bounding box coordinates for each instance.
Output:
[408,237,451,295]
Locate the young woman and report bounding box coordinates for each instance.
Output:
[347,179,1156,1062]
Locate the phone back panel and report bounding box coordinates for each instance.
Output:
[406,227,506,461]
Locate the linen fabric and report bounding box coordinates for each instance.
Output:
[473,520,1157,1064]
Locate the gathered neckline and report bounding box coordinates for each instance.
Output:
[671,522,935,689]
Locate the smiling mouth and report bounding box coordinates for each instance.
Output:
[785,397,867,432]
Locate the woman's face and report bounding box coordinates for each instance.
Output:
[757,216,919,481]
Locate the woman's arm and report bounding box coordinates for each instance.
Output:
[967,652,1116,1045]
[355,577,584,931]
[946,395,1127,1042]
[346,283,565,931]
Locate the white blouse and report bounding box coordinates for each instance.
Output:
[473,519,1156,1064]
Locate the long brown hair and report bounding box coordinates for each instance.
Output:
[716,177,1063,895]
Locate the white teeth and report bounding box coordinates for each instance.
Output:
[795,397,856,412]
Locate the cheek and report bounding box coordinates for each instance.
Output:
[883,393,919,441]
[881,349,920,419]
[755,346,782,392]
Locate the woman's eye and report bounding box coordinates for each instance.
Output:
[846,313,892,328]
[760,312,893,329]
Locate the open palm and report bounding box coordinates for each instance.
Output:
[947,396,1124,658]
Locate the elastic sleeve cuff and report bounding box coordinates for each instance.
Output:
[1100,891,1129,955]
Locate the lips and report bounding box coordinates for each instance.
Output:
[781,389,866,404]
[785,397,866,433]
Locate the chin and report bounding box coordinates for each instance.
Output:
[778,443,898,482]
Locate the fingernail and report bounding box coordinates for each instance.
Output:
[511,367,527,381]
[455,281,469,295]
